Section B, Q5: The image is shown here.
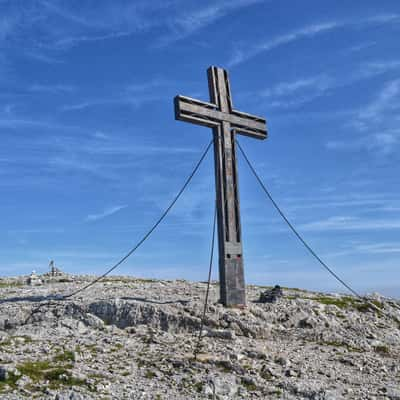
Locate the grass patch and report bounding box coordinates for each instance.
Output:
[54,350,75,363]
[0,339,13,347]
[260,370,273,381]
[111,343,123,352]
[136,358,145,368]
[87,373,107,379]
[18,361,52,380]
[16,360,89,390]
[319,340,362,353]
[144,370,157,379]
[280,286,307,293]
[0,371,19,393]
[102,277,158,284]
[310,295,382,313]
[241,378,257,391]
[374,345,390,355]
[0,336,33,348]
[193,382,203,393]
[0,281,23,289]
[215,360,233,373]
[85,344,98,355]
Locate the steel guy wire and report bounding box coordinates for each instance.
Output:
[236,139,384,315]
[22,139,213,324]
[193,201,217,359]
[63,139,213,300]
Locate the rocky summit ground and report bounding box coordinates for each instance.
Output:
[0,273,399,400]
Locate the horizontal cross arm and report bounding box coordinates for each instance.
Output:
[175,95,267,139]
[231,110,267,140]
[174,95,220,128]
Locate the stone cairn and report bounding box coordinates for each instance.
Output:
[258,285,283,303]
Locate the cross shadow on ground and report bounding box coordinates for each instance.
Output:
[0,294,65,304]
[120,296,190,305]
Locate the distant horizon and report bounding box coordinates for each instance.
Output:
[1,264,399,300]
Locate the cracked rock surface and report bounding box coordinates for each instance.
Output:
[0,274,399,399]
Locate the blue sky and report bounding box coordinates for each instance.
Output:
[1,0,399,297]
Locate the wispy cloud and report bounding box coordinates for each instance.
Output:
[50,30,135,50]
[7,228,65,234]
[155,0,262,47]
[0,1,166,58]
[47,156,117,180]
[345,41,377,53]
[24,51,64,64]
[229,14,400,66]
[328,79,400,154]
[0,14,18,41]
[249,59,400,110]
[36,0,256,50]
[354,243,400,254]
[326,129,400,154]
[61,77,174,112]
[1,0,264,55]
[359,60,400,78]
[257,75,333,108]
[285,193,400,213]
[259,76,331,98]
[28,84,76,94]
[300,216,400,232]
[230,21,339,66]
[357,79,400,125]
[324,242,400,258]
[86,205,128,222]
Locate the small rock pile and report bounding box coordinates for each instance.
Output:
[258,285,283,303]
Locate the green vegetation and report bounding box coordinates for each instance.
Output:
[241,378,257,391]
[102,277,158,284]
[260,369,273,381]
[374,345,390,355]
[111,343,123,352]
[84,344,99,355]
[280,286,307,293]
[17,360,89,390]
[215,360,232,373]
[193,382,203,393]
[144,370,157,379]
[0,371,19,392]
[18,360,52,380]
[0,339,13,348]
[310,295,383,313]
[87,373,107,379]
[319,340,362,352]
[54,349,75,363]
[0,335,33,348]
[0,349,93,394]
[0,281,23,289]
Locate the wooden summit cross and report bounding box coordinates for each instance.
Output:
[174,66,267,307]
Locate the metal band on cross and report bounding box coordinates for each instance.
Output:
[174,66,268,307]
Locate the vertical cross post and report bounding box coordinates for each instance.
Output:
[174,66,267,307]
